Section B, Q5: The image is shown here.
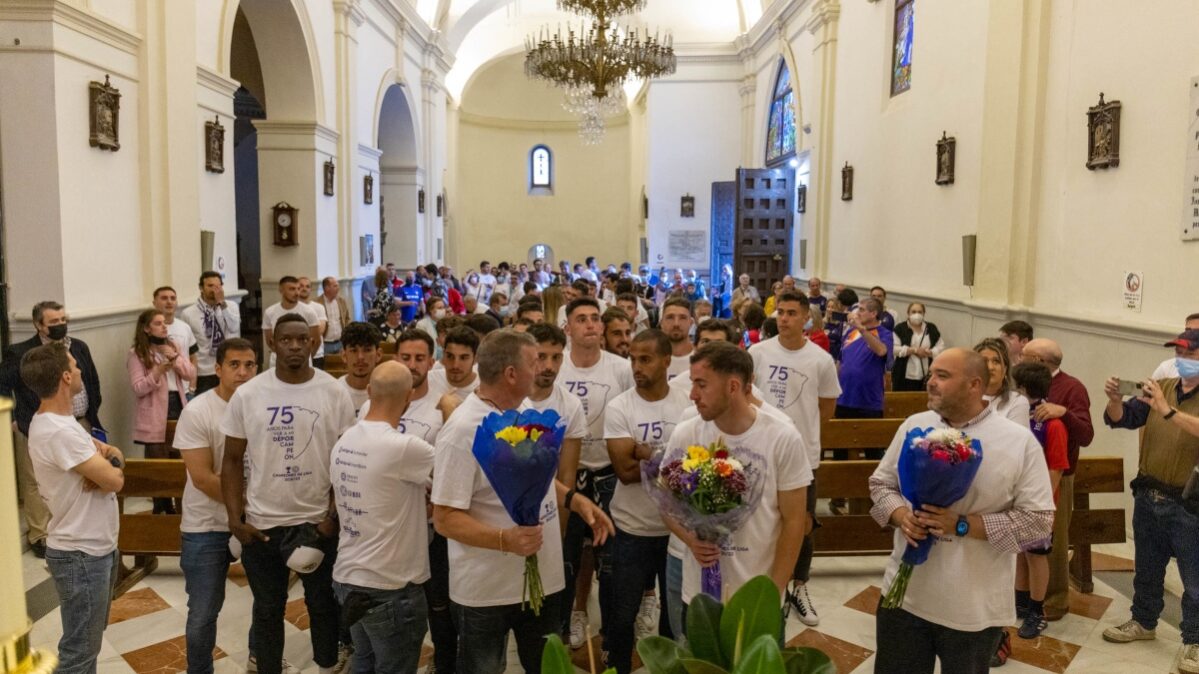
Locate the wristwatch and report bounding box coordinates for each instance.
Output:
[955,515,970,537]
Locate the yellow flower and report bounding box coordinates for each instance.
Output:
[686,445,710,463]
[682,458,700,472]
[529,428,543,442]
[495,426,529,446]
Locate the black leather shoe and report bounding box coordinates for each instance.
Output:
[30,540,46,559]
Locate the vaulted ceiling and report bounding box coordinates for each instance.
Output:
[408,0,771,99]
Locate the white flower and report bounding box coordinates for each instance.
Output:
[926,428,965,446]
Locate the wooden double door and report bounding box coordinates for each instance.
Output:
[732,168,793,297]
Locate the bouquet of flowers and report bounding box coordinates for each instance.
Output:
[471,408,565,615]
[643,438,765,599]
[882,426,983,609]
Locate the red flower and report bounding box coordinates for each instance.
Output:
[714,449,729,460]
[931,449,951,462]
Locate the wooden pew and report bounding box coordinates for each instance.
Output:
[883,391,930,419]
[115,458,185,596]
[812,450,1127,593]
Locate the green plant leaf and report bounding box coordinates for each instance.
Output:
[540,634,575,674]
[636,636,687,674]
[732,635,786,674]
[687,593,727,667]
[720,576,782,665]
[781,647,837,674]
[680,658,732,674]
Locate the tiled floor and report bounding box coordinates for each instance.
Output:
[22,546,1191,673]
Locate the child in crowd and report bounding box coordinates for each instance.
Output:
[1011,361,1069,638]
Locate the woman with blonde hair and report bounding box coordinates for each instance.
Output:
[541,284,566,328]
[127,308,195,513]
[974,337,1031,425]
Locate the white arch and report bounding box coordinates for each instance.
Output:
[216,0,322,123]
[377,83,421,169]
[370,70,424,167]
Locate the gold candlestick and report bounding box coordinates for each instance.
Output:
[0,398,56,673]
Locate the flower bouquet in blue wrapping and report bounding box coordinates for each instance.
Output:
[882,426,983,609]
[642,439,766,600]
[471,407,564,615]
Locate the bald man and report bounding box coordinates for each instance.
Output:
[870,349,1055,673]
[1020,338,1093,621]
[330,361,436,673]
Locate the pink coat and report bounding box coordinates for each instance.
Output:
[127,340,195,443]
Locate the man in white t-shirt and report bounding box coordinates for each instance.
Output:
[660,297,694,379]
[432,329,613,673]
[298,276,329,368]
[1152,313,1199,379]
[24,343,126,673]
[869,348,1055,673]
[667,341,811,605]
[557,297,635,647]
[180,271,241,394]
[428,326,480,399]
[338,321,382,412]
[391,327,460,674]
[477,260,498,304]
[331,362,436,673]
[173,337,259,674]
[748,290,841,626]
[153,285,199,395]
[221,315,357,674]
[524,324,587,490]
[604,330,692,674]
[262,275,321,366]
[318,277,351,355]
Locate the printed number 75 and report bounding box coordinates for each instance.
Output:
[267,406,294,424]
[567,381,590,396]
[637,421,664,442]
[768,365,789,382]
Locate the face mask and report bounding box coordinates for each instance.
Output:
[148,335,168,346]
[47,324,68,341]
[422,279,433,288]
[1178,357,1199,379]
[432,309,446,320]
[909,313,925,326]
[804,318,814,331]
[499,307,511,318]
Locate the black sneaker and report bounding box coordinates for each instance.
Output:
[1018,612,1047,640]
[30,540,46,559]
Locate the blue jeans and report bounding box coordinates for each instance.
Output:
[333,582,428,674]
[561,467,616,638]
[608,530,672,674]
[666,554,684,644]
[1131,491,1199,642]
[240,527,340,673]
[45,548,118,674]
[452,591,563,674]
[181,531,255,674]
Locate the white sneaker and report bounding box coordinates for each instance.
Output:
[246,655,302,674]
[1180,643,1199,674]
[1102,619,1156,643]
[332,643,354,674]
[570,610,588,649]
[635,594,659,641]
[787,583,820,627]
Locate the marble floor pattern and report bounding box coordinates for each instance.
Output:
[21,546,1190,673]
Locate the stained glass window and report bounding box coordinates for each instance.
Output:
[531,145,551,188]
[765,60,797,166]
[892,0,914,96]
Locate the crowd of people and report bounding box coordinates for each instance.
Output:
[5,255,1199,674]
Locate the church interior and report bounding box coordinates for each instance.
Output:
[3,0,1199,672]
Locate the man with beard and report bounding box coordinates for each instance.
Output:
[659,298,694,379]
[602,307,633,359]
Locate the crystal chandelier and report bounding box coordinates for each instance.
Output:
[526,0,676,142]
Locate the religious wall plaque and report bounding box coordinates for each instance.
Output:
[364,174,373,204]
[324,160,335,196]
[205,116,225,173]
[935,131,956,185]
[89,75,121,151]
[1086,92,1121,170]
[796,184,807,213]
[841,162,854,201]
[680,195,695,218]
[1181,77,1199,241]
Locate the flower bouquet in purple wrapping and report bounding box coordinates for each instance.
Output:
[471,407,564,615]
[881,426,983,609]
[642,438,765,600]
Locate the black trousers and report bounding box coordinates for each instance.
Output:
[874,600,1004,674]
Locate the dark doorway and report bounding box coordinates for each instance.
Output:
[733,168,794,296]
[230,9,266,356]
